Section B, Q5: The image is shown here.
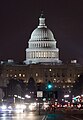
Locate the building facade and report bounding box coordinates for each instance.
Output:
[0,14,83,94]
[0,62,83,88]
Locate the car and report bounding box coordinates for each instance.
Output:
[28,103,37,111]
[0,103,26,114]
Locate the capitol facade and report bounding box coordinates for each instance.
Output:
[0,14,83,97]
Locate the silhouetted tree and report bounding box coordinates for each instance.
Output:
[6,78,26,97]
[27,77,36,92]
[72,73,83,96]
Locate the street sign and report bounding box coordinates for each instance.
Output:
[37,91,43,115]
[37,91,43,97]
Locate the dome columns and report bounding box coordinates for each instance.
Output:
[26,49,59,59]
[28,41,56,49]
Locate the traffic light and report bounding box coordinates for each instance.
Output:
[47,81,53,90]
[47,84,52,89]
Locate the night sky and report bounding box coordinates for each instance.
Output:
[0,0,83,64]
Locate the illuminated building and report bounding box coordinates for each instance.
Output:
[0,14,83,95]
[24,14,61,64]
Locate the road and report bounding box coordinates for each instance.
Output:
[0,109,83,120]
[0,111,45,120]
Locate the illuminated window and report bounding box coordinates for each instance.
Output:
[39,52,41,57]
[32,52,35,58]
[24,80,26,83]
[36,52,38,58]
[61,81,63,83]
[14,75,17,77]
[38,79,42,83]
[41,52,43,57]
[78,74,80,77]
[45,52,47,57]
[10,74,12,77]
[54,78,56,81]
[6,74,9,77]
[57,80,60,83]
[19,74,21,77]
[52,52,55,57]
[63,86,65,88]
[67,79,71,83]
[69,90,71,93]
[30,52,33,58]
[36,73,38,77]
[65,81,67,83]
[49,69,51,72]
[48,52,50,57]
[44,52,46,57]
[23,74,25,77]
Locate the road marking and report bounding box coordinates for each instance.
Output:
[61,109,66,113]
[42,115,47,120]
[0,115,47,120]
[71,116,83,120]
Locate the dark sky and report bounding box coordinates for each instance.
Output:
[0,0,83,64]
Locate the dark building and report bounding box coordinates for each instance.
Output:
[0,14,83,100]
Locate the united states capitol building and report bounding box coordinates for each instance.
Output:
[0,14,83,92]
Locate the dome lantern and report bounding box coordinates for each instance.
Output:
[38,13,47,28]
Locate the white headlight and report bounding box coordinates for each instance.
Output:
[1,105,7,110]
[8,106,12,109]
[15,104,20,109]
[21,104,26,109]
[29,105,33,110]
[15,104,26,109]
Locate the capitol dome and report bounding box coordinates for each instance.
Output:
[30,27,55,41]
[24,14,61,64]
[30,14,55,41]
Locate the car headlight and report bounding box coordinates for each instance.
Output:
[29,105,33,110]
[8,106,12,109]
[20,104,26,109]
[15,104,26,109]
[1,105,7,110]
[15,104,20,109]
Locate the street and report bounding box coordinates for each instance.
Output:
[0,109,83,120]
[0,111,44,120]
